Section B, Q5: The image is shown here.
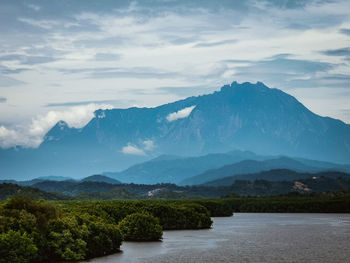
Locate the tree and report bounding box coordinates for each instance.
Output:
[118,213,162,241]
[47,216,88,261]
[0,230,38,263]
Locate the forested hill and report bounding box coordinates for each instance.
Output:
[2,171,350,200]
[0,183,70,200]
[202,169,350,186]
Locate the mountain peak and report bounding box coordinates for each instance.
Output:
[2,81,350,180]
[44,120,75,142]
[220,81,270,93]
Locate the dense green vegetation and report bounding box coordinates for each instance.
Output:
[0,196,123,262]
[2,169,350,202]
[118,213,162,241]
[0,183,70,201]
[222,190,350,213]
[3,171,348,200]
[0,188,349,262]
[0,197,220,262]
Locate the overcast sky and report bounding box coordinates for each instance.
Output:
[1,0,350,148]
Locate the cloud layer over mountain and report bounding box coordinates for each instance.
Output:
[1,0,350,148]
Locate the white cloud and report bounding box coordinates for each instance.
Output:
[0,126,22,148]
[121,144,145,155]
[17,18,60,29]
[166,106,196,122]
[26,4,41,11]
[142,139,155,151]
[2,0,350,126]
[0,103,113,148]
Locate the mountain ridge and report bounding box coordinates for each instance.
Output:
[180,156,350,185]
[1,81,350,180]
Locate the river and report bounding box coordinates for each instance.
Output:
[82,213,350,263]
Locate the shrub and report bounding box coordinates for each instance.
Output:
[118,213,162,241]
[47,216,88,261]
[0,230,38,263]
[77,213,122,258]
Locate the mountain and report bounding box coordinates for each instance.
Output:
[81,174,121,184]
[2,176,76,187]
[31,181,121,196]
[1,81,350,180]
[221,177,350,196]
[0,183,70,200]
[104,150,268,184]
[20,178,350,199]
[180,157,337,185]
[202,169,350,186]
[36,176,73,181]
[74,188,140,200]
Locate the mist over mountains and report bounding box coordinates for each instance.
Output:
[1,81,350,181]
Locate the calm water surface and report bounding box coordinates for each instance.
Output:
[82,213,350,263]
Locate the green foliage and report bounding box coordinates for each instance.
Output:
[0,197,217,262]
[77,213,122,258]
[118,213,162,241]
[0,230,38,263]
[3,196,60,230]
[0,183,70,201]
[47,216,88,261]
[193,200,234,217]
[2,192,348,263]
[221,192,350,213]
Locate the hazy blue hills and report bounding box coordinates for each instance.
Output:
[202,169,350,186]
[1,81,350,180]
[81,174,121,184]
[104,150,268,184]
[180,157,350,185]
[0,174,120,187]
[0,183,70,200]
[30,181,120,196]
[3,174,350,199]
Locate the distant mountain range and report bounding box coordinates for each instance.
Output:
[202,169,350,187]
[0,174,121,187]
[180,156,350,185]
[81,174,121,184]
[103,152,350,185]
[1,81,350,180]
[104,150,268,184]
[2,170,350,199]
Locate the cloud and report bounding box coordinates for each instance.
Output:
[26,4,41,12]
[58,66,180,80]
[94,53,121,61]
[0,97,6,103]
[0,103,113,148]
[167,106,196,122]
[46,100,118,107]
[142,139,155,151]
[0,54,57,65]
[0,75,25,87]
[17,17,61,30]
[194,39,238,48]
[229,57,334,86]
[321,47,350,56]
[89,69,178,79]
[155,85,215,97]
[339,28,350,35]
[0,126,22,148]
[121,144,145,155]
[1,0,350,125]
[0,65,29,74]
